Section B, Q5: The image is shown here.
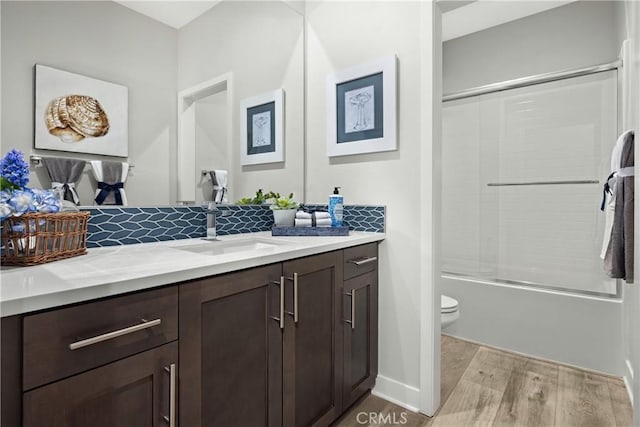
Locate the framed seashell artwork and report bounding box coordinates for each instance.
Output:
[34,65,128,157]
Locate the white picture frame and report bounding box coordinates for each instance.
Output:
[35,64,129,157]
[326,55,397,157]
[240,88,285,165]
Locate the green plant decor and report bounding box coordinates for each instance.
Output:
[236,189,270,205]
[269,192,298,210]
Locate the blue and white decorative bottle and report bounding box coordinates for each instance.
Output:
[328,187,344,227]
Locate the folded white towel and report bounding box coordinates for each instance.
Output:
[315,218,332,227]
[295,218,312,227]
[314,211,330,219]
[296,211,312,219]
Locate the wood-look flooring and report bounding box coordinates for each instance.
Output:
[334,335,633,427]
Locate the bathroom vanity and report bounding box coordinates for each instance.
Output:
[0,232,382,427]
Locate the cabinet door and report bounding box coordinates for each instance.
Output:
[23,341,177,427]
[282,251,343,427]
[179,264,283,427]
[342,271,378,408]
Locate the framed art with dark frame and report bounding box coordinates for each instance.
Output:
[326,55,397,157]
[240,89,284,165]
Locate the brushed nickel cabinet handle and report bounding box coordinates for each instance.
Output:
[344,289,356,329]
[285,273,299,323]
[162,363,176,427]
[69,318,162,350]
[348,256,377,266]
[270,277,285,329]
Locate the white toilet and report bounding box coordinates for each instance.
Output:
[441,295,459,329]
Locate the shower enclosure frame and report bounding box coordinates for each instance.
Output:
[442,59,623,299]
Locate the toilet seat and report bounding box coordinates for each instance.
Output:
[441,295,458,313]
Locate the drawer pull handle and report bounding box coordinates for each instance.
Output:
[285,273,299,323]
[270,277,285,329]
[69,318,162,350]
[344,289,356,329]
[162,363,176,427]
[348,256,377,266]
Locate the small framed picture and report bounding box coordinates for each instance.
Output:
[240,89,284,165]
[326,55,397,157]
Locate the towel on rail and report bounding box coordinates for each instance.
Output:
[208,170,228,203]
[41,157,84,205]
[603,130,634,283]
[90,160,129,206]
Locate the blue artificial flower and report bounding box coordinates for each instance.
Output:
[0,149,29,190]
[0,202,14,220]
[30,188,61,213]
[0,190,11,203]
[8,190,36,215]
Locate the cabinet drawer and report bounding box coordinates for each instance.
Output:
[23,286,178,391]
[343,243,378,280]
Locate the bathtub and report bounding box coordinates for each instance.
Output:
[441,273,624,376]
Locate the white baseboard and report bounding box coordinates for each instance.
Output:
[625,358,634,407]
[372,375,421,413]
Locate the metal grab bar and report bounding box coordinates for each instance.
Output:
[487,180,599,187]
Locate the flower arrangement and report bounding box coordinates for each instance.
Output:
[0,149,60,221]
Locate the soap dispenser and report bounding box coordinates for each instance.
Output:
[328,187,344,227]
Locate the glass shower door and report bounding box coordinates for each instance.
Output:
[442,70,618,296]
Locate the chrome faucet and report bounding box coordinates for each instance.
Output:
[203,201,218,241]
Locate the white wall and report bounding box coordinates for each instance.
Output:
[443,1,621,94]
[442,0,626,376]
[617,0,640,416]
[177,1,304,203]
[1,1,178,206]
[306,1,437,411]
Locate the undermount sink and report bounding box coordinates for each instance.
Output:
[172,237,293,256]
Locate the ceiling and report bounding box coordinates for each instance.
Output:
[113,0,578,37]
[113,1,219,29]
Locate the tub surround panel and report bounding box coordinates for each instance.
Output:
[84,205,385,247]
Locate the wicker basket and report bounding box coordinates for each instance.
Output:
[1,211,90,266]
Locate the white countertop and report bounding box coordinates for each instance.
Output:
[0,231,384,317]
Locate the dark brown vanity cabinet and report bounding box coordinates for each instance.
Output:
[179,251,345,427]
[282,251,343,427]
[19,287,179,427]
[342,244,379,409]
[179,264,284,427]
[2,243,380,427]
[24,342,178,427]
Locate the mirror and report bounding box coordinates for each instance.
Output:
[177,0,305,205]
[2,0,304,206]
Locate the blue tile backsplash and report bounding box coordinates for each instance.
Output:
[303,204,386,233]
[85,204,385,248]
[85,206,206,248]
